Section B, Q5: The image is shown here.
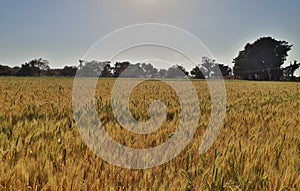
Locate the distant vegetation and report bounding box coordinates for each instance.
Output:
[0,36,299,81]
[233,37,298,81]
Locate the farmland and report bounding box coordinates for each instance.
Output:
[0,77,300,190]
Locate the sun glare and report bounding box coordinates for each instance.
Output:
[136,0,159,3]
[127,0,173,14]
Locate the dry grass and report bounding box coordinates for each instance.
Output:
[0,77,299,190]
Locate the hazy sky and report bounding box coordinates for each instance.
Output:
[1,0,300,75]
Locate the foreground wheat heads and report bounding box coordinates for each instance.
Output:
[0,77,299,190]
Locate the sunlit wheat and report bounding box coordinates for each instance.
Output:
[0,77,299,190]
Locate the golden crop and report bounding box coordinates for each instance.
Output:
[0,77,299,190]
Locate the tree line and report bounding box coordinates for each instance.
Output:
[0,57,232,79]
[0,36,299,81]
[75,57,232,79]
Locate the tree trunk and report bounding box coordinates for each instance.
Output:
[266,68,272,81]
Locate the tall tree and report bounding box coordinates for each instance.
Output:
[190,57,216,79]
[201,57,216,78]
[31,58,50,76]
[233,37,292,80]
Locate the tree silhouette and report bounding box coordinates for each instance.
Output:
[190,57,216,79]
[16,58,49,76]
[176,65,189,76]
[212,64,232,78]
[78,60,84,70]
[201,57,216,78]
[100,63,113,77]
[282,60,300,81]
[166,65,188,78]
[119,63,145,78]
[158,69,167,78]
[0,64,16,76]
[113,61,130,77]
[32,58,50,76]
[141,63,158,78]
[61,66,78,77]
[233,37,292,80]
[77,60,110,77]
[190,66,205,79]
[17,63,38,76]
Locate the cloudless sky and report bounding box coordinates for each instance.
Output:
[0,0,300,75]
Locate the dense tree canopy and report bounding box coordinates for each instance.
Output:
[0,65,16,76]
[233,37,292,80]
[61,66,78,77]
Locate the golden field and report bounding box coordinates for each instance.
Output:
[0,77,299,190]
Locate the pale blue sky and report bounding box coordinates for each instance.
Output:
[0,0,300,75]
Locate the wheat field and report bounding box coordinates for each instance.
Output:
[0,77,299,190]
